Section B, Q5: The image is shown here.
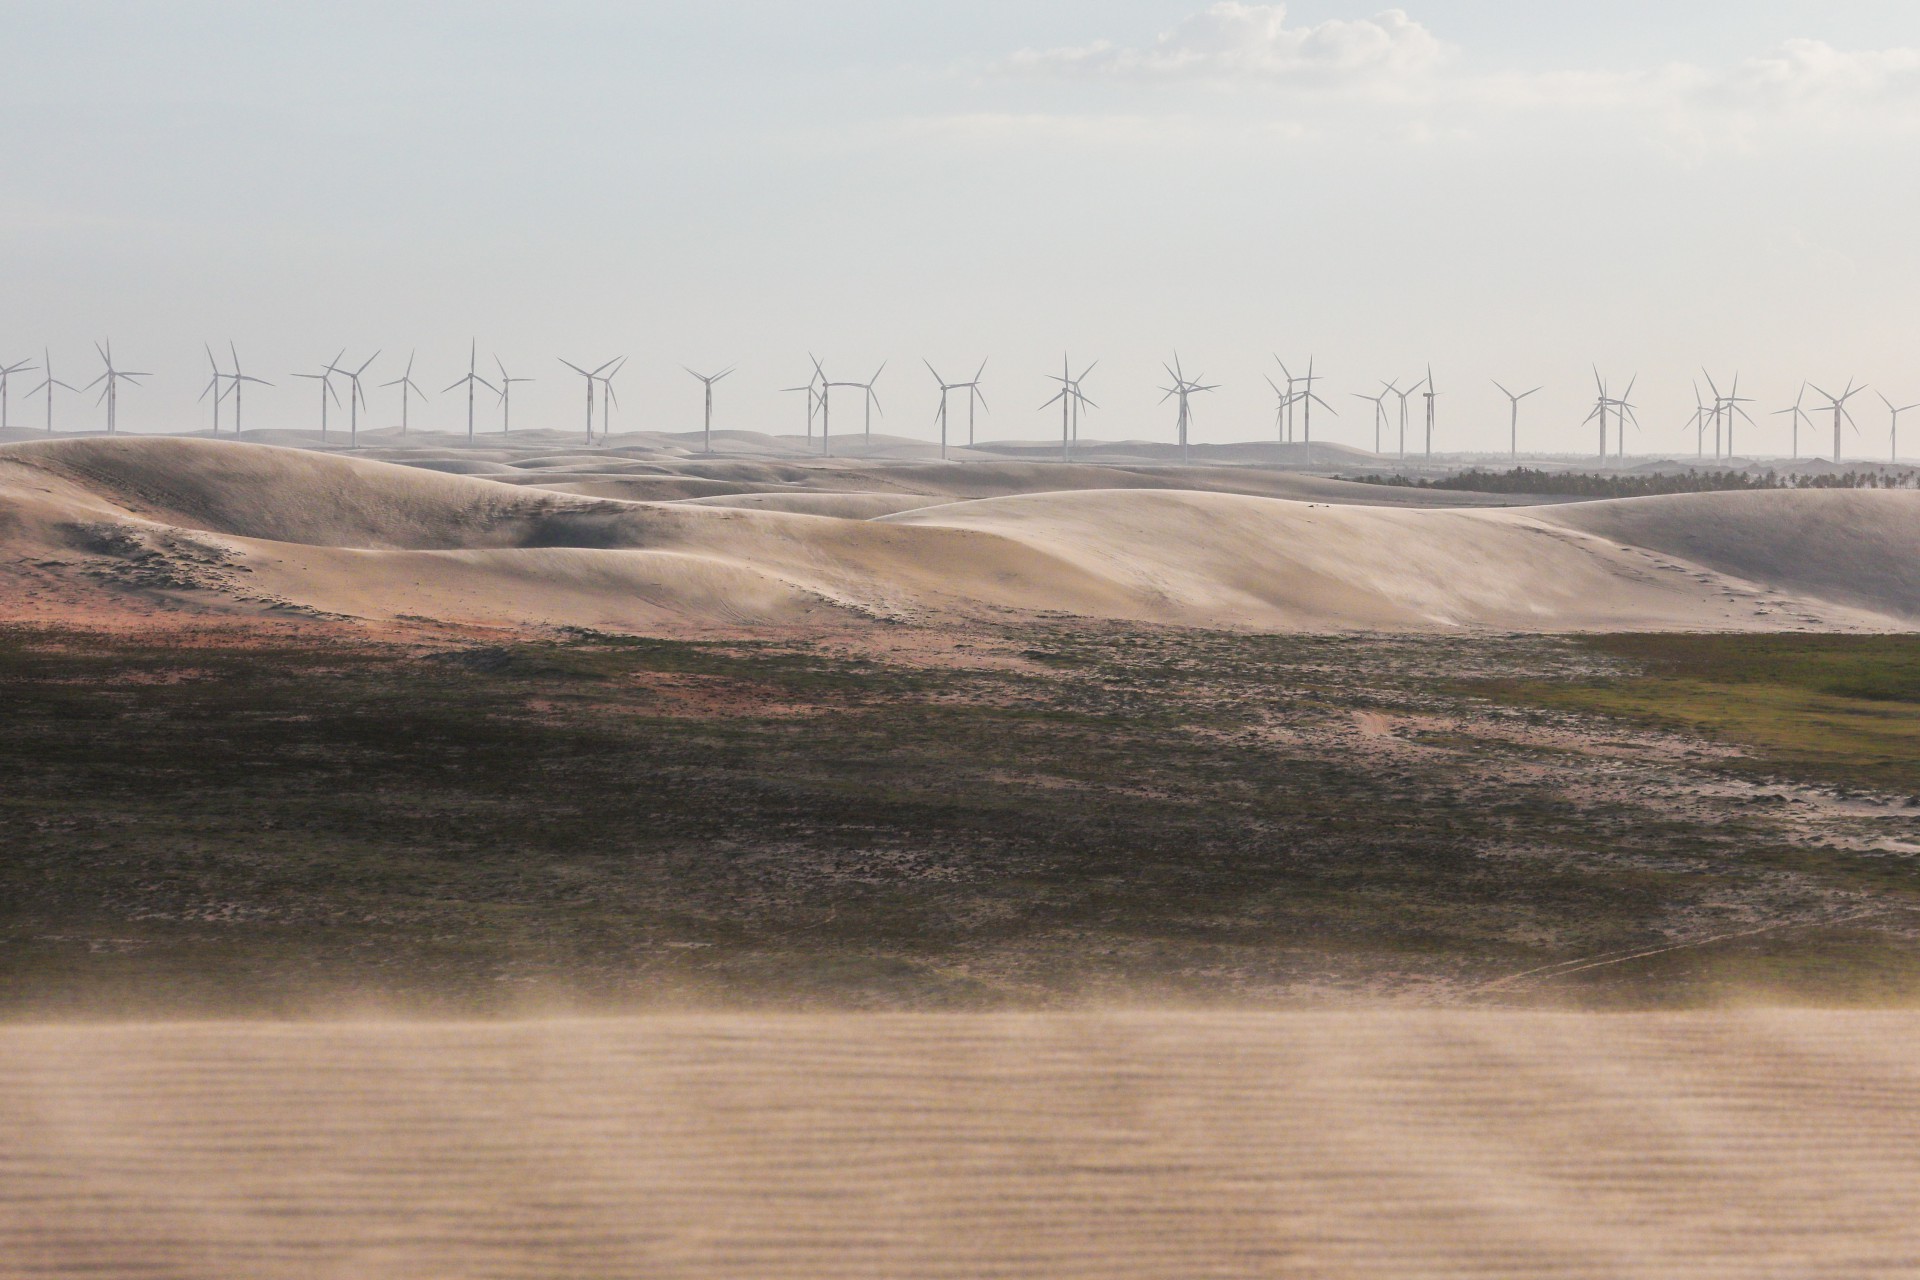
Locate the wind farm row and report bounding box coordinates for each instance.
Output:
[0,343,1911,465]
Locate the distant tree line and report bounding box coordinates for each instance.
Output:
[1343,467,1920,498]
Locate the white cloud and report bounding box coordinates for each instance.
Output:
[1003,4,1451,94]
[996,8,1920,138]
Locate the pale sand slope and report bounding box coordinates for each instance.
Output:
[6,1012,1920,1279]
[1,437,1914,632]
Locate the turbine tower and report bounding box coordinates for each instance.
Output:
[812,355,836,456]
[1273,358,1301,442]
[1701,371,1754,459]
[1265,374,1292,443]
[559,357,617,440]
[0,356,38,432]
[780,371,821,440]
[1042,356,1096,459]
[1492,380,1542,457]
[27,350,77,435]
[927,359,987,461]
[1612,378,1641,458]
[594,357,627,440]
[1292,357,1332,444]
[1809,381,1866,463]
[1421,365,1439,458]
[1772,384,1811,460]
[444,342,498,442]
[330,350,381,447]
[1878,392,1919,463]
[684,365,734,454]
[1586,369,1623,461]
[852,362,886,439]
[380,352,429,436]
[1042,356,1095,462]
[200,344,231,434]
[85,341,148,435]
[226,343,271,435]
[1686,382,1709,458]
[1158,354,1218,464]
[1389,377,1421,458]
[495,357,534,433]
[1352,387,1390,454]
[291,351,345,438]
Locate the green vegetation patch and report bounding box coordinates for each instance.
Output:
[1480,633,1920,796]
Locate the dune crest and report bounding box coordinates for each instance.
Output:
[0,436,1913,634]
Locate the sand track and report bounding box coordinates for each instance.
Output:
[0,436,1913,633]
[6,1011,1920,1279]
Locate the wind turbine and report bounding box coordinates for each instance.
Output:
[1267,376,1297,445]
[559,357,616,440]
[1273,358,1301,442]
[1352,387,1390,454]
[330,350,381,447]
[1612,377,1641,458]
[1773,383,1811,460]
[595,357,627,440]
[1700,370,1725,457]
[1158,354,1218,464]
[1421,365,1439,458]
[1809,381,1867,463]
[953,359,988,449]
[848,362,885,439]
[1389,377,1421,458]
[1492,380,1542,457]
[1878,392,1920,463]
[1701,371,1754,459]
[495,356,534,433]
[84,341,148,435]
[927,359,988,461]
[684,365,733,453]
[1042,356,1097,459]
[1586,368,1621,461]
[812,355,836,456]
[292,350,345,438]
[27,350,77,435]
[1685,381,1709,458]
[1293,357,1332,444]
[199,344,231,434]
[225,343,271,436]
[1041,356,1096,462]
[1,356,39,432]
[780,370,821,440]
[1264,374,1291,442]
[444,342,498,442]
[380,352,429,436]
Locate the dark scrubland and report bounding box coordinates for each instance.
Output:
[5,623,1920,1016]
[1346,466,1920,497]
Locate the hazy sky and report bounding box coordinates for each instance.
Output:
[7,1,1920,455]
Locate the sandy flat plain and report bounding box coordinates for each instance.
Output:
[7,1011,1920,1280]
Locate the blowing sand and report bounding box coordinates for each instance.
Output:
[6,1011,1919,1279]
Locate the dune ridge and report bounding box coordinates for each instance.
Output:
[1,436,1913,634]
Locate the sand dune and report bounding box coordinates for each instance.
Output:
[1551,488,1920,624]
[6,1011,1919,1279]
[1,436,1914,634]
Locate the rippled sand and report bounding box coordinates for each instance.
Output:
[7,1011,1920,1278]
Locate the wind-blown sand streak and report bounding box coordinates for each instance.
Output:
[6,1011,1920,1279]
